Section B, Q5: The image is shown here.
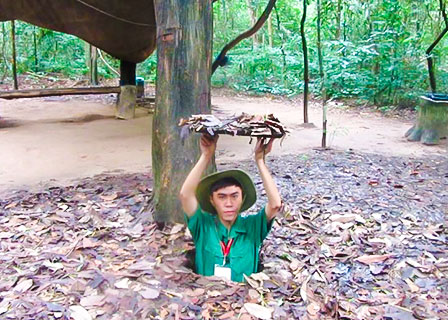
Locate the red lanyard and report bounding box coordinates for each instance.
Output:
[220,238,234,260]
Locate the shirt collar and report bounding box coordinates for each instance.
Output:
[215,215,247,239]
[232,215,247,234]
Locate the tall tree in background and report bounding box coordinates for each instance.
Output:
[317,0,327,147]
[0,22,7,80]
[246,0,260,47]
[89,44,98,85]
[11,20,18,90]
[335,0,343,39]
[273,5,287,83]
[427,0,448,93]
[267,14,273,47]
[32,25,38,71]
[153,0,214,223]
[300,0,309,123]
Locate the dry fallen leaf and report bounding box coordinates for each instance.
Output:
[251,272,270,281]
[355,254,392,264]
[0,232,14,239]
[186,288,205,297]
[0,300,10,315]
[43,260,64,271]
[218,311,235,319]
[307,302,320,316]
[139,287,160,299]
[208,290,222,297]
[80,295,105,307]
[244,303,273,320]
[14,279,33,293]
[170,223,184,235]
[404,278,420,293]
[248,289,259,300]
[69,305,92,320]
[300,275,311,303]
[100,193,118,201]
[81,238,99,249]
[114,278,130,289]
[244,274,261,289]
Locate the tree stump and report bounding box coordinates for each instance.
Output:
[405,95,448,145]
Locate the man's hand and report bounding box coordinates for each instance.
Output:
[200,133,219,159]
[254,137,274,162]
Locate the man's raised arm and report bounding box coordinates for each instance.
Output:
[179,134,218,216]
[254,138,282,221]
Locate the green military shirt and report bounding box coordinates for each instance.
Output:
[185,205,273,282]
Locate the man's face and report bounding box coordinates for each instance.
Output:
[210,185,243,224]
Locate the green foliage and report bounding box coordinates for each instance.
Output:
[2,0,448,109]
[137,53,157,83]
[0,20,158,83]
[212,0,448,108]
[0,21,121,81]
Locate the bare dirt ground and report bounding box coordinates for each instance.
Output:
[0,89,447,193]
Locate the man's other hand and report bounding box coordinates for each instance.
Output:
[255,137,274,162]
[200,133,219,159]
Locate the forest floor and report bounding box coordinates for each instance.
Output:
[0,78,447,319]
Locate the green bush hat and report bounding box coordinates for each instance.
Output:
[196,169,257,214]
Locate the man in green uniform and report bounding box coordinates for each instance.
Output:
[179,134,282,282]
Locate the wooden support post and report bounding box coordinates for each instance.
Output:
[153,0,213,223]
[11,20,18,90]
[120,60,136,86]
[116,60,137,119]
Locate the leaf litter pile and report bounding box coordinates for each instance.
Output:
[0,150,447,320]
[179,114,288,139]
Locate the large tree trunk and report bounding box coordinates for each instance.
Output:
[153,0,214,223]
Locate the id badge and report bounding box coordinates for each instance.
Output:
[214,264,231,281]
